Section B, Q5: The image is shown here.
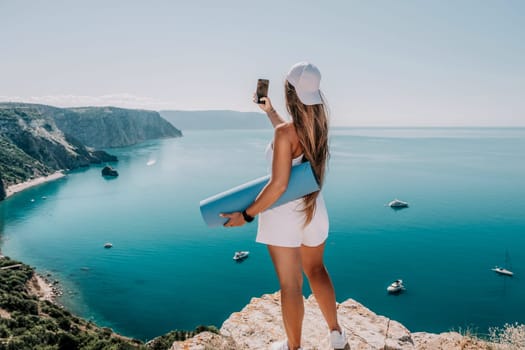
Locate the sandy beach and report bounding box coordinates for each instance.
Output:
[5,171,66,199]
[28,273,57,302]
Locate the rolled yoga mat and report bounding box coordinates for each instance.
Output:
[200,161,320,227]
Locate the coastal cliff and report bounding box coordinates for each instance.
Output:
[170,292,492,350]
[0,103,182,199]
[56,106,182,148]
[0,104,116,189]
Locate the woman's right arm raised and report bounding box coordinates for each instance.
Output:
[253,94,286,128]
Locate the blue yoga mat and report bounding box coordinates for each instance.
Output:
[200,161,320,227]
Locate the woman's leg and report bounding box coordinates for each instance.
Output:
[267,245,304,350]
[301,242,340,332]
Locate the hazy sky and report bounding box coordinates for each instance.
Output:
[1,0,524,126]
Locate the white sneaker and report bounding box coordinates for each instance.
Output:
[271,340,303,350]
[271,340,289,350]
[329,329,348,349]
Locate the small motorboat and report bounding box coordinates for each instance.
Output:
[233,251,249,261]
[387,279,405,293]
[491,266,513,277]
[104,243,113,249]
[388,199,409,208]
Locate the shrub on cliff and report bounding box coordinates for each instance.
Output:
[0,257,218,349]
[489,322,525,349]
[147,325,219,350]
[0,257,147,350]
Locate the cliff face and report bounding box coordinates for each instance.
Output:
[54,106,182,148]
[0,104,116,190]
[170,292,490,350]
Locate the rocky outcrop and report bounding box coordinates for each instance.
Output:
[411,332,489,350]
[171,292,490,350]
[54,106,182,148]
[101,166,119,177]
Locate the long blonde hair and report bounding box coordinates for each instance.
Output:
[285,81,330,226]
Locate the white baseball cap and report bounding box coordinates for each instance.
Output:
[286,62,323,105]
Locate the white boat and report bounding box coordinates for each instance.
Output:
[491,266,513,276]
[233,251,249,261]
[387,279,405,293]
[388,199,409,208]
[104,242,113,249]
[492,250,514,277]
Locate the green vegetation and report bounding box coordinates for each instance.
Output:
[0,107,51,186]
[0,256,218,350]
[147,326,219,350]
[0,256,143,349]
[0,135,51,186]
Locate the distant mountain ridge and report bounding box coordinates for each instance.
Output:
[160,110,270,130]
[57,106,182,148]
[0,103,182,200]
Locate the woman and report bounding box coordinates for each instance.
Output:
[221,62,348,350]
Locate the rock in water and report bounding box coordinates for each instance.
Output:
[101,166,119,177]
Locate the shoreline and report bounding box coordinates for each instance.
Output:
[29,272,59,303]
[5,171,66,199]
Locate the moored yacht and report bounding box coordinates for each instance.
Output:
[387,279,405,293]
[233,251,249,261]
[491,266,513,276]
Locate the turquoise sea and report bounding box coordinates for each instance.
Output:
[1,127,524,341]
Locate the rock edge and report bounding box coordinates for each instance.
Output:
[170,291,490,350]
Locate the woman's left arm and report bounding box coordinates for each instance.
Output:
[221,125,292,227]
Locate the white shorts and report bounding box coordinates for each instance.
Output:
[256,193,329,248]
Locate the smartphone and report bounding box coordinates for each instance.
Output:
[256,79,269,104]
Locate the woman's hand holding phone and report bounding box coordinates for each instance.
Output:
[253,93,273,113]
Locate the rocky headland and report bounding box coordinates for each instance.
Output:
[0,103,182,200]
[56,106,182,148]
[171,292,494,350]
